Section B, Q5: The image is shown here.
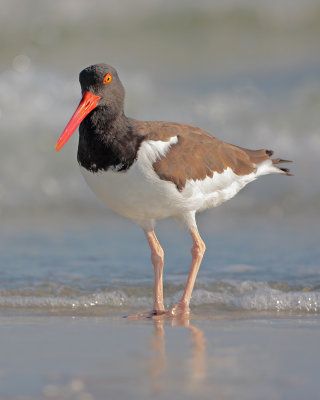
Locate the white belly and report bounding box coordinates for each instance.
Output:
[80,136,185,221]
[80,163,183,221]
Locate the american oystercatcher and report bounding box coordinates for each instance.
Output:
[56,64,292,317]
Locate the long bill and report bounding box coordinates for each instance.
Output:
[56,91,101,152]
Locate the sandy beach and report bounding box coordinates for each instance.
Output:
[1,311,319,400]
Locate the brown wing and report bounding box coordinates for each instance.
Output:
[132,120,279,191]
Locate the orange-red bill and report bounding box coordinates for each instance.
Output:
[56,91,101,152]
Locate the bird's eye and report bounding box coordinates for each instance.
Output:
[103,73,112,84]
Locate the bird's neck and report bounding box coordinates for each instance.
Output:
[77,107,145,173]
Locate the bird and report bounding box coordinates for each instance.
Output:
[56,64,292,318]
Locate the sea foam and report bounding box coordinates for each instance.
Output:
[0,281,319,313]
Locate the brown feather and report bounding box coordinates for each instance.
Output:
[132,120,292,189]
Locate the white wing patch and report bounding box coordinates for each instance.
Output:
[138,136,178,164]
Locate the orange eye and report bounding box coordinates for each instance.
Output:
[103,73,112,84]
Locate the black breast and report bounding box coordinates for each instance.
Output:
[77,108,146,173]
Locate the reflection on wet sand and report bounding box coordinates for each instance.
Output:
[149,319,167,393]
[149,317,207,397]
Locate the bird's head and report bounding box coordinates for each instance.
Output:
[56,64,125,152]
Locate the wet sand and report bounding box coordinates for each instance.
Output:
[0,312,319,400]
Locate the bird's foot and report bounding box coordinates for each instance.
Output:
[167,301,190,317]
[125,302,190,319]
[126,308,166,319]
[151,303,190,320]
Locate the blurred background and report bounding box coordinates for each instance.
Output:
[1,6,320,398]
[0,0,319,223]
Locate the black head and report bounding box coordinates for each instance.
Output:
[79,63,125,113]
[56,63,126,152]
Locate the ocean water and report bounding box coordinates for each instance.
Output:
[0,214,319,315]
[0,0,319,317]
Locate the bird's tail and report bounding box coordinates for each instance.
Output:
[267,150,293,176]
[240,148,293,176]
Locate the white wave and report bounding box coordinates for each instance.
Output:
[0,290,150,309]
[0,283,319,313]
[190,288,320,313]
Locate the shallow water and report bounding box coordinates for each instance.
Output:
[1,214,319,316]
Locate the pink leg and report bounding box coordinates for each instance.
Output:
[127,229,165,318]
[169,226,206,316]
[145,229,165,313]
[128,229,165,319]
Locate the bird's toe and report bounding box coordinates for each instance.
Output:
[125,309,166,319]
[167,302,190,317]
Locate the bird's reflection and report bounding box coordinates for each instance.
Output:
[149,316,207,396]
[149,319,167,393]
